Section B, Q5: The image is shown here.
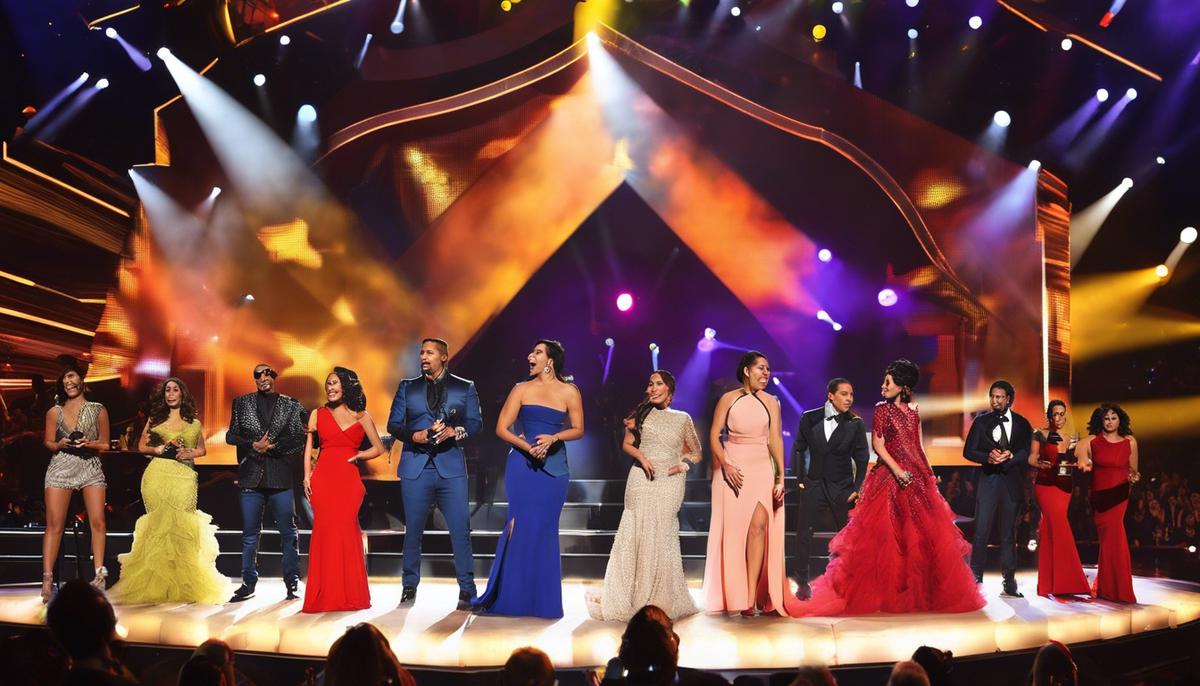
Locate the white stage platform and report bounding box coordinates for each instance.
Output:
[3,571,1199,670]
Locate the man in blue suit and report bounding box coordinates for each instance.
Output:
[387,338,483,610]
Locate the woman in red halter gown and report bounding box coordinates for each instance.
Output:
[1029,400,1090,598]
[302,367,386,613]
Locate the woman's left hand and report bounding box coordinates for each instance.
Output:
[530,434,556,458]
[667,462,688,477]
[773,481,785,503]
[1129,470,1140,484]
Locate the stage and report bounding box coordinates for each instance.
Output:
[3,571,1199,670]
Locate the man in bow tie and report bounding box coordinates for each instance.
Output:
[790,377,870,599]
[963,379,1032,597]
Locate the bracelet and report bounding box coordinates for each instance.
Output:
[680,461,691,473]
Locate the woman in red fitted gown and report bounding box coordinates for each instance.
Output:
[1029,400,1090,598]
[1080,403,1139,603]
[797,359,984,615]
[302,367,386,613]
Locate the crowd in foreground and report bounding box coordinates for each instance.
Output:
[5,579,1194,686]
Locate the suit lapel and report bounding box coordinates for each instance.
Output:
[827,418,849,449]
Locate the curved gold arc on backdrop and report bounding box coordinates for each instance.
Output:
[321,25,985,317]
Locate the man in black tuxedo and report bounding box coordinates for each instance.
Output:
[791,377,870,599]
[963,379,1032,597]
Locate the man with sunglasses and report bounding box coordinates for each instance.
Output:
[225,363,308,602]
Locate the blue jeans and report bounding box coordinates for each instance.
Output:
[240,487,300,587]
[401,464,475,596]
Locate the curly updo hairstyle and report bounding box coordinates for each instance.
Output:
[885,359,920,404]
[327,366,367,413]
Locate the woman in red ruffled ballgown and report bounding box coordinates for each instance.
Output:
[1079,403,1139,604]
[301,367,386,613]
[796,359,985,615]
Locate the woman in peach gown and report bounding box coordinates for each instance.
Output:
[702,351,801,616]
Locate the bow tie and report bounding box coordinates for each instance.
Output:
[826,413,849,423]
[993,414,1009,423]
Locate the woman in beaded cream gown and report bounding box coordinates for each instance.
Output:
[109,378,231,604]
[587,370,701,621]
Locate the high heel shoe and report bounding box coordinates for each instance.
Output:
[41,572,54,604]
[91,566,108,591]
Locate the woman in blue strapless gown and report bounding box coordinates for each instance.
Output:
[474,340,584,618]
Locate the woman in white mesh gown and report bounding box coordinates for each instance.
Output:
[587,370,701,621]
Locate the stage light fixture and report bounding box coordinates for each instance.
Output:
[993,110,1011,128]
[704,327,716,340]
[648,342,659,352]
[1125,87,1138,100]
[96,78,110,90]
[730,6,741,17]
[605,338,614,347]
[906,0,919,6]
[908,28,918,39]
[1121,177,1133,189]
[772,377,781,386]
[832,323,843,331]
[1189,545,1197,554]
[1156,156,1165,165]
[878,288,898,307]
[391,20,405,32]
[105,27,117,39]
[243,293,256,302]
[616,292,633,312]
[1096,88,1109,102]
[818,248,832,263]
[499,1,510,12]
[157,47,171,60]
[1181,227,1197,244]
[1155,264,1169,279]
[210,186,222,198]
[1028,160,1042,171]
[968,15,982,30]
[1060,38,1072,50]
[279,35,291,45]
[831,2,843,14]
[253,73,266,86]
[297,104,317,123]
[812,24,827,40]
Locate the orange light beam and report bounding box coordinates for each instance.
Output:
[86,4,140,28]
[1066,33,1162,82]
[2,142,131,217]
[994,1,1161,81]
[0,307,96,337]
[245,0,354,42]
[0,270,107,304]
[995,1,1046,31]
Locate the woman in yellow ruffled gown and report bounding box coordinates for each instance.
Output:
[108,378,231,604]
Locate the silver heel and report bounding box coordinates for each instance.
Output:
[90,566,108,591]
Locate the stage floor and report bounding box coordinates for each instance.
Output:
[3,571,1199,670]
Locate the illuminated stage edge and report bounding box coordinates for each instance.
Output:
[2,571,1199,670]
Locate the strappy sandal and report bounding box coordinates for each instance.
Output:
[41,572,55,604]
[90,566,108,591]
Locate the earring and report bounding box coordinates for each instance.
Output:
[543,365,551,375]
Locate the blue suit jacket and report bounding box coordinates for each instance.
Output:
[387,373,483,480]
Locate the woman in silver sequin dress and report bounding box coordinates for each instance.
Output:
[41,361,110,602]
[587,370,701,621]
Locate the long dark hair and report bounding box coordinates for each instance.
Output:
[885,359,920,404]
[326,366,367,413]
[325,623,412,686]
[54,361,88,405]
[619,606,678,686]
[628,370,676,449]
[148,377,198,428]
[533,339,569,382]
[1087,403,1133,437]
